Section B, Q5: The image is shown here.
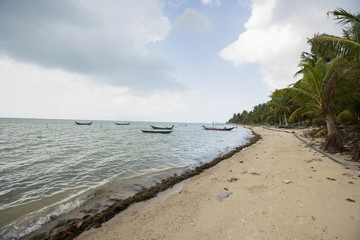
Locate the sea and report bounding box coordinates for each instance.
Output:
[0,118,252,239]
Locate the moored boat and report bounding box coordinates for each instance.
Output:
[141,129,173,134]
[202,125,235,131]
[150,125,174,130]
[75,121,92,125]
[114,122,130,125]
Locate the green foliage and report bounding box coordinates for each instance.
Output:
[310,8,360,61]
[228,104,269,125]
[228,7,360,132]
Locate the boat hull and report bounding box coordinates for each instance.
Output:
[75,121,92,125]
[141,129,173,134]
[150,125,174,130]
[202,125,235,131]
[114,122,130,125]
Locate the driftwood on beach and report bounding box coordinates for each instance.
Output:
[32,131,261,240]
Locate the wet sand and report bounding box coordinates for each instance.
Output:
[72,126,360,240]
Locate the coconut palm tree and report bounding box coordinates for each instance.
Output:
[268,89,293,126]
[295,7,360,153]
[286,57,355,152]
[309,8,360,61]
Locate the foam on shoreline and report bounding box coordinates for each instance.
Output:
[26,131,261,240]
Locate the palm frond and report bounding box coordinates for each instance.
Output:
[294,69,303,78]
[285,87,321,107]
[288,106,306,122]
[310,34,360,61]
[288,104,319,122]
[328,8,360,27]
[302,63,322,97]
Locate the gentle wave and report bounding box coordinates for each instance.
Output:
[0,118,251,239]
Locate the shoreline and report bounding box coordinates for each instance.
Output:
[28,128,261,239]
[75,126,360,240]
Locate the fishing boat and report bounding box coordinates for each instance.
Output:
[141,129,173,134]
[150,125,174,130]
[114,122,130,125]
[75,121,92,125]
[202,125,235,131]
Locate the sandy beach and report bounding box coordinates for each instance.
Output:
[75,126,360,240]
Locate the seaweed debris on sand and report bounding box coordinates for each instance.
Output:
[31,132,261,240]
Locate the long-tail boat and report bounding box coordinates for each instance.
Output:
[150,125,174,130]
[114,122,130,125]
[141,129,173,134]
[75,121,92,125]
[202,125,235,131]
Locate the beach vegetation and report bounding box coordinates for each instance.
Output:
[228,7,360,160]
[309,8,360,62]
[268,89,293,126]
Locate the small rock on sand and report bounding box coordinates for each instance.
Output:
[218,192,232,199]
[227,177,240,182]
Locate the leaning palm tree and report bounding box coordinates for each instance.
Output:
[304,8,360,154]
[286,57,354,152]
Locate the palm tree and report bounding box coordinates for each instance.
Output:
[286,57,353,152]
[309,8,360,61]
[268,89,292,126]
[298,7,360,153]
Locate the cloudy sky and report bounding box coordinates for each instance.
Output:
[0,0,358,123]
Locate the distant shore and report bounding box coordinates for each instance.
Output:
[73,126,360,240]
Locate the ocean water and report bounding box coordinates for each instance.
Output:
[0,118,252,239]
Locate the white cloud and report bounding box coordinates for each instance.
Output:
[0,56,239,122]
[0,0,180,92]
[219,0,354,90]
[173,8,211,33]
[0,57,189,121]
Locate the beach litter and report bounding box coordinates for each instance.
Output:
[342,173,354,177]
[76,221,83,228]
[327,177,336,181]
[346,198,356,203]
[305,158,322,163]
[227,177,240,182]
[218,192,232,199]
[282,179,292,184]
[242,168,261,176]
[250,172,261,176]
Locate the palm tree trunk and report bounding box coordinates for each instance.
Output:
[278,116,282,126]
[325,114,337,135]
[283,112,288,126]
[323,113,344,153]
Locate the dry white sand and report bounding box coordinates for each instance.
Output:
[76,126,360,240]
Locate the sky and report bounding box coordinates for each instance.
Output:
[0,0,358,123]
